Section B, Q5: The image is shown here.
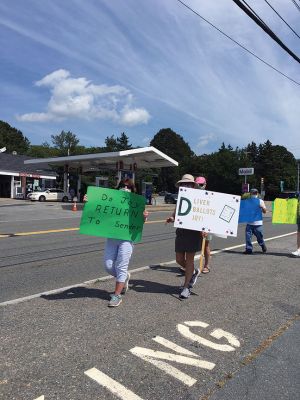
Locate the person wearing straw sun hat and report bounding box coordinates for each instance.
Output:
[166,174,203,299]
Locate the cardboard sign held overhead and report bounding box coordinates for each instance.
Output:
[174,188,241,237]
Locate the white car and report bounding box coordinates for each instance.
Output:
[30,188,70,202]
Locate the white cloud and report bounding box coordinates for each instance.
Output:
[120,107,150,126]
[17,112,54,122]
[17,69,150,126]
[36,69,70,87]
[196,133,217,151]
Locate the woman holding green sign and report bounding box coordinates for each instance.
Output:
[83,181,149,307]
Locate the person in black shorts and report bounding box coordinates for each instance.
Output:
[166,174,202,299]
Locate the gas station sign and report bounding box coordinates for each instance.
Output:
[238,168,254,176]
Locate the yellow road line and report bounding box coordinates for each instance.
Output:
[0,220,167,238]
[14,228,79,236]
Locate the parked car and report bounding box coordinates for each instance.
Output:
[158,190,168,196]
[30,188,70,202]
[164,192,178,204]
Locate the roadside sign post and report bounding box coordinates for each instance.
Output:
[238,168,254,192]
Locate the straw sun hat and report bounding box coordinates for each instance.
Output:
[176,174,195,187]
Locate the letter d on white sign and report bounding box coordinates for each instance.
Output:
[178,197,192,216]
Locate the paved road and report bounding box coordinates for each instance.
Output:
[0,200,295,303]
[0,201,299,400]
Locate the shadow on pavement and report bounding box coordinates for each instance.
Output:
[40,286,110,301]
[40,279,200,302]
[150,264,183,276]
[129,278,198,297]
[223,249,291,257]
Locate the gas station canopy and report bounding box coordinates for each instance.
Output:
[24,146,178,172]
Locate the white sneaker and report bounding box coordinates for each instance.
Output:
[291,249,300,257]
[180,287,191,299]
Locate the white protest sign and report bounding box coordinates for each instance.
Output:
[174,188,241,237]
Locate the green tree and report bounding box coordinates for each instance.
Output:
[27,142,60,158]
[150,128,194,191]
[117,132,133,150]
[0,120,30,154]
[151,128,193,161]
[51,130,80,156]
[193,140,297,197]
[104,132,132,151]
[105,135,118,152]
[86,146,107,154]
[201,143,241,194]
[255,140,296,199]
[245,141,259,164]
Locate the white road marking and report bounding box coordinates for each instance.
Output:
[85,367,144,400]
[210,329,240,348]
[184,321,209,328]
[130,335,215,386]
[177,323,236,352]
[130,347,215,368]
[33,396,44,400]
[153,336,199,356]
[182,322,240,348]
[130,353,197,387]
[160,231,297,264]
[0,275,113,306]
[0,231,296,307]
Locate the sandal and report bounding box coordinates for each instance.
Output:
[202,267,210,274]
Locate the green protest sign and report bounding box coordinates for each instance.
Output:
[79,186,146,242]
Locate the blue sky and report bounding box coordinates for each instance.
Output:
[1,0,300,157]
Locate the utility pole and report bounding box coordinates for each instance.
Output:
[261,177,265,199]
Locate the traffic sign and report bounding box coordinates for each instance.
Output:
[238,168,254,176]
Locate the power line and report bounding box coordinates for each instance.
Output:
[240,0,269,28]
[175,0,300,86]
[290,0,300,13]
[232,0,300,64]
[263,0,300,39]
